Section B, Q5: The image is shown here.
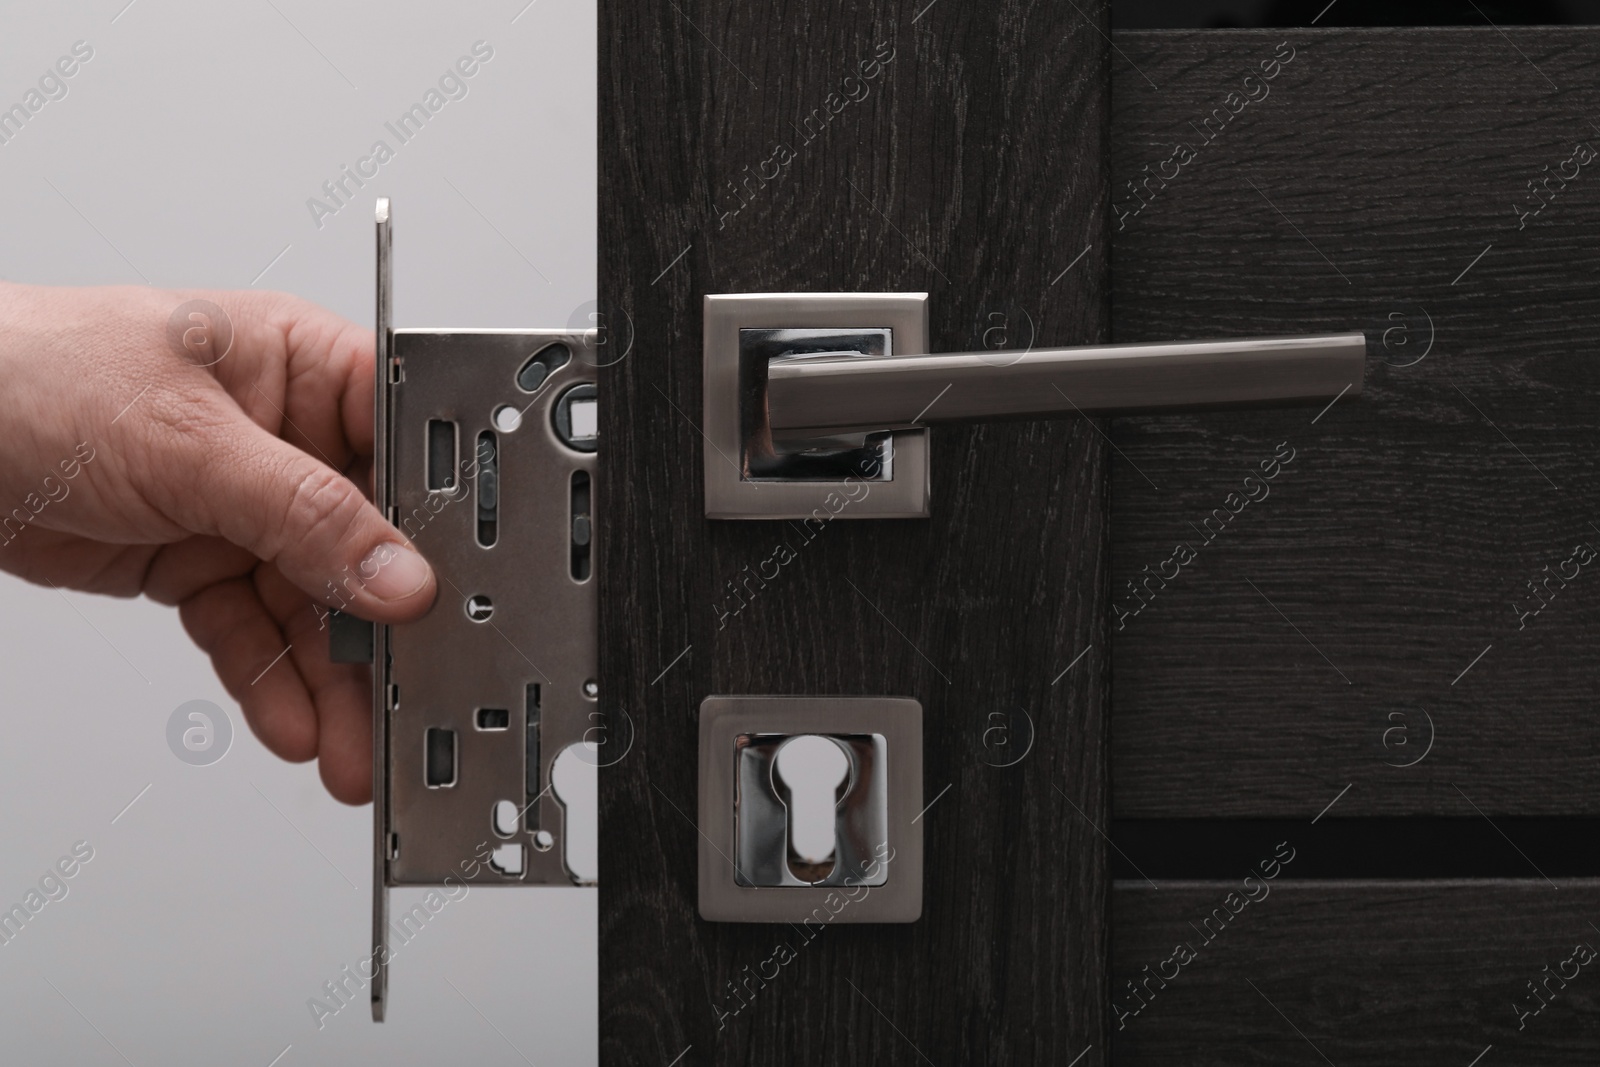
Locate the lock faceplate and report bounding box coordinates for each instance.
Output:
[698,696,923,923]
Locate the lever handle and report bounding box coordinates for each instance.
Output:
[765,333,1366,447]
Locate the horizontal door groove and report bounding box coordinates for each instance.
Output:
[1112,818,1600,879]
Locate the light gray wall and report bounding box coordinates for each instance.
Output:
[0,1,596,1063]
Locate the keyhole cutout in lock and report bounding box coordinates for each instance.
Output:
[774,735,852,883]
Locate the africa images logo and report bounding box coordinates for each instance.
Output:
[166,700,233,767]
[0,841,94,949]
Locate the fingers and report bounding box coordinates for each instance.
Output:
[179,576,317,764]
[133,290,427,621]
[199,289,377,466]
[255,563,373,805]
[179,560,376,804]
[142,535,257,606]
[306,653,373,805]
[0,284,394,807]
[0,532,162,598]
[145,395,435,625]
[146,290,395,803]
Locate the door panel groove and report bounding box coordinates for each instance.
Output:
[1111,818,1600,879]
[1109,27,1600,1064]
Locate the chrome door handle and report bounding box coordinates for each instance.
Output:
[702,292,1367,520]
[765,333,1364,448]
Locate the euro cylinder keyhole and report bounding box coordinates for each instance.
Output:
[773,735,852,884]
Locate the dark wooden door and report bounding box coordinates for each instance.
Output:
[597,0,1112,1063]
[1109,26,1600,1065]
[598,3,1600,1064]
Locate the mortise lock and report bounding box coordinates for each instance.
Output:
[345,200,604,1021]
[702,292,1367,519]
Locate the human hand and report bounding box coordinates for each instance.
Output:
[0,282,436,803]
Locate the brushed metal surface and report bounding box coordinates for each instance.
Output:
[368,203,599,1021]
[766,333,1367,443]
[698,696,922,923]
[733,734,890,888]
[371,199,392,1022]
[384,328,598,890]
[702,293,930,519]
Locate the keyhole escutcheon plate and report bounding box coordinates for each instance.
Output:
[698,696,923,923]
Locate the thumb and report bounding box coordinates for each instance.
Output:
[162,404,436,621]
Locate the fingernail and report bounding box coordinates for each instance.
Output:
[358,541,431,601]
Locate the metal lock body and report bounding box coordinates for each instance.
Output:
[382,325,598,890]
[361,200,602,1020]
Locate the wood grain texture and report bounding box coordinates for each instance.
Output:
[1108,29,1600,817]
[1113,879,1600,1063]
[598,0,1112,1062]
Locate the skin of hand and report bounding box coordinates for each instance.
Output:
[0,282,436,804]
